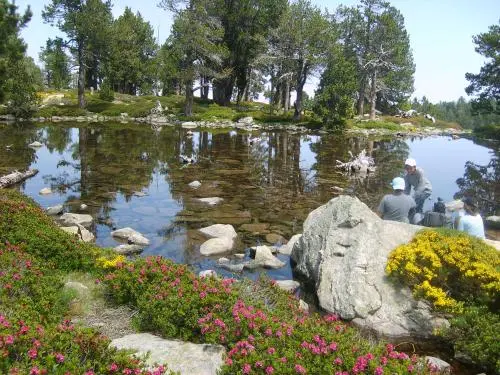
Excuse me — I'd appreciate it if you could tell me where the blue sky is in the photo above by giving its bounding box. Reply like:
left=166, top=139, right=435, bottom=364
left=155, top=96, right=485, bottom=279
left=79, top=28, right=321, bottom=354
left=15, top=0, right=500, bottom=103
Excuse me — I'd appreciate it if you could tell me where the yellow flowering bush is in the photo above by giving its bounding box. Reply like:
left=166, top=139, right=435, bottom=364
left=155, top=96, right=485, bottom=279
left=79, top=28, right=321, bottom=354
left=386, top=229, right=500, bottom=313
left=96, top=254, right=126, bottom=269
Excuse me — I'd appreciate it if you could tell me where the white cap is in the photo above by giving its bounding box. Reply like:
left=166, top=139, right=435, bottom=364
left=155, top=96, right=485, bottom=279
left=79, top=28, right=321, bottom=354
left=391, top=177, right=405, bottom=190
left=405, top=158, right=416, bottom=167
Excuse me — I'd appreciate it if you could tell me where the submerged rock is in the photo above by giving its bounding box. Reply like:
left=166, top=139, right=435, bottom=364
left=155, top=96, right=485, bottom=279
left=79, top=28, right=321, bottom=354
left=197, top=197, right=224, bottom=206
left=292, top=195, right=448, bottom=340
left=198, top=224, right=237, bottom=240
left=200, top=237, right=234, bottom=256
left=111, top=333, right=225, bottom=375
left=189, top=180, right=202, bottom=189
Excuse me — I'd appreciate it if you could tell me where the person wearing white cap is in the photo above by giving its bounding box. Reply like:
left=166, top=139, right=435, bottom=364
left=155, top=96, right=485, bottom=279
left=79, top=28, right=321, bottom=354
left=378, top=177, right=416, bottom=223
left=404, top=158, right=432, bottom=213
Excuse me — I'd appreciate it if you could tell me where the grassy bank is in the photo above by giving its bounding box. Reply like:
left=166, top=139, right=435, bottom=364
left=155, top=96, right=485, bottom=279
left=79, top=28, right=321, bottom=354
left=30, top=90, right=464, bottom=132
left=0, top=188, right=439, bottom=374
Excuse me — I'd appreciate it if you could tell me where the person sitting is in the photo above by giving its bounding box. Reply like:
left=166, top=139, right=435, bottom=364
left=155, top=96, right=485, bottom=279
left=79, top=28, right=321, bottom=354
left=404, top=158, right=432, bottom=214
left=457, top=197, right=485, bottom=239
left=378, top=177, right=416, bottom=223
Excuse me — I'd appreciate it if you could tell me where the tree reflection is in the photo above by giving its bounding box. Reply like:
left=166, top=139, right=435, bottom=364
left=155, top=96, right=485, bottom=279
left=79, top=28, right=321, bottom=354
left=0, top=123, right=40, bottom=175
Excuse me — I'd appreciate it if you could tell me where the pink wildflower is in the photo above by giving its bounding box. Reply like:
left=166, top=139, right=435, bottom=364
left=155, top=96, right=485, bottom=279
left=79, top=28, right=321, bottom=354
left=55, top=353, right=65, bottom=363
left=28, top=348, right=38, bottom=359
left=242, top=363, right=251, bottom=374
left=265, top=366, right=274, bottom=374
left=294, top=364, right=306, bottom=374
left=375, top=367, right=384, bottom=375
left=109, top=363, right=119, bottom=372
left=30, top=367, right=41, bottom=375
left=5, top=335, right=14, bottom=345
left=267, top=347, right=276, bottom=355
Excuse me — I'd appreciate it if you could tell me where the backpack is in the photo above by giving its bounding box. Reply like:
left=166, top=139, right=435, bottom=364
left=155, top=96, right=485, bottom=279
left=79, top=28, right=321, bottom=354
left=422, top=211, right=452, bottom=228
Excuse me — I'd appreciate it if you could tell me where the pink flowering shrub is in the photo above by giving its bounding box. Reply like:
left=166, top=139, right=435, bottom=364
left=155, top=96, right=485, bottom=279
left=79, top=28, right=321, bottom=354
left=103, top=257, right=437, bottom=374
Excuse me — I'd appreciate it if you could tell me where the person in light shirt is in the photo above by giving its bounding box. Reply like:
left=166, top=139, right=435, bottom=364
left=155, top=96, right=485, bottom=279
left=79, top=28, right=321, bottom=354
left=457, top=197, right=485, bottom=239
left=378, top=177, right=416, bottom=223
left=403, top=158, right=432, bottom=214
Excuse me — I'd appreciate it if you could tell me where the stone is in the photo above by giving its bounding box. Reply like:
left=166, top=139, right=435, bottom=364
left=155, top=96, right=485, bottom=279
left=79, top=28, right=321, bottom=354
left=485, top=215, right=500, bottom=229
left=111, top=333, right=225, bottom=375
left=133, top=191, right=147, bottom=197
left=60, top=226, right=79, bottom=236
left=299, top=299, right=309, bottom=312
left=199, top=270, right=217, bottom=278
left=234, top=253, right=245, bottom=259
left=77, top=224, right=95, bottom=243
left=79, top=203, right=88, bottom=211
left=247, top=245, right=286, bottom=269
left=278, top=234, right=302, bottom=255
left=266, top=233, right=287, bottom=245
left=197, top=197, right=224, bottom=206
left=60, top=213, right=93, bottom=228
left=199, top=224, right=237, bottom=240
left=275, top=280, right=300, bottom=292
left=239, top=223, right=270, bottom=233
left=39, top=187, right=52, bottom=195
left=200, top=237, right=234, bottom=256
left=189, top=180, right=202, bottom=189
left=28, top=141, right=43, bottom=148
left=218, top=262, right=246, bottom=272
left=217, top=257, right=230, bottom=264
left=111, top=227, right=150, bottom=246
left=292, top=195, right=448, bottom=340
left=425, top=357, right=451, bottom=373
left=46, top=204, right=63, bottom=215
left=114, top=244, right=144, bottom=255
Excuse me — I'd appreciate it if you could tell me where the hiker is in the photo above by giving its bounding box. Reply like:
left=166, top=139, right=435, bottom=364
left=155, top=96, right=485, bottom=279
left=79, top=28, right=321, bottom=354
left=457, top=197, right=485, bottom=239
left=378, top=177, right=416, bottom=223
left=404, top=158, right=432, bottom=213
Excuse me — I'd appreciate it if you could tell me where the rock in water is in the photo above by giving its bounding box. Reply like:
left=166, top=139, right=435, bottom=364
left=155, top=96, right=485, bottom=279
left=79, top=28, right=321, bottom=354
left=292, top=195, right=448, bottom=340
left=111, top=227, right=150, bottom=246
left=46, top=204, right=64, bottom=215
left=198, top=224, right=237, bottom=240
left=59, top=213, right=93, bottom=228
left=200, top=237, right=234, bottom=256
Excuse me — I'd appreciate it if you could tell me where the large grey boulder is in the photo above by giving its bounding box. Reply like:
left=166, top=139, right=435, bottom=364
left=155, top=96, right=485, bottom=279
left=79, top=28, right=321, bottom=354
left=291, top=195, right=448, bottom=340
left=111, top=333, right=225, bottom=375
left=111, top=227, right=150, bottom=246
left=46, top=204, right=64, bottom=215
left=60, top=213, right=93, bottom=228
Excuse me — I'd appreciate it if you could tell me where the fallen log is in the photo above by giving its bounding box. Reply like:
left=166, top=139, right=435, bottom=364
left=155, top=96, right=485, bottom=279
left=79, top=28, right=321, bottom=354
left=336, top=150, right=376, bottom=174
left=0, top=169, right=39, bottom=189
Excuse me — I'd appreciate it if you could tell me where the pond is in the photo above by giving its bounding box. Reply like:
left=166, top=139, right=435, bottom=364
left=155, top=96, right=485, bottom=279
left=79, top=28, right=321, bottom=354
left=0, top=123, right=497, bottom=280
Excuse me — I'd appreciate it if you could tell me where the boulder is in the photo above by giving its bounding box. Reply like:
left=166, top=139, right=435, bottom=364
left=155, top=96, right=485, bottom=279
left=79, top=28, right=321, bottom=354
left=114, top=244, right=144, bottom=255
left=79, top=203, right=88, bottom=211
left=111, top=333, right=225, bottom=375
left=189, top=180, right=202, bottom=189
left=197, top=197, right=224, bottom=206
left=77, top=224, right=95, bottom=243
left=60, top=213, right=93, bottom=228
left=111, top=227, right=150, bottom=246
left=198, top=224, right=237, bottom=240
left=278, top=234, right=301, bottom=255
left=247, top=245, right=285, bottom=269
left=291, top=195, right=448, bottom=340
left=200, top=237, right=234, bottom=256
left=60, top=226, right=79, bottom=236
left=485, top=215, right=500, bottom=229
left=46, top=204, right=64, bottom=215
left=425, top=356, right=451, bottom=374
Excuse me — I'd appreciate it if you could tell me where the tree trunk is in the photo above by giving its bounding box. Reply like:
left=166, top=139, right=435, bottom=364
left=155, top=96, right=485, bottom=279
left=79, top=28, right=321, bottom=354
left=283, top=78, right=290, bottom=112
left=357, top=77, right=366, bottom=116
left=0, top=169, right=39, bottom=189
left=77, top=44, right=86, bottom=108
left=294, top=62, right=308, bottom=120
left=184, top=80, right=194, bottom=117
left=369, top=70, right=377, bottom=120
left=213, top=77, right=234, bottom=106
left=200, top=76, right=209, bottom=100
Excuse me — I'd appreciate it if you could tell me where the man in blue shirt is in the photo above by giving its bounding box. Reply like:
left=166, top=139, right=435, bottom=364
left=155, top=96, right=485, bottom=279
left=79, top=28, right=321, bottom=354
left=457, top=197, right=485, bottom=239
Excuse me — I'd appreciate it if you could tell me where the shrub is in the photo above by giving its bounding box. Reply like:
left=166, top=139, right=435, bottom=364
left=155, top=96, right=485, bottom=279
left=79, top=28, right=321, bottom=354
left=350, top=120, right=401, bottom=131
left=473, top=124, right=500, bottom=140
left=101, top=257, right=434, bottom=374
left=36, top=105, right=88, bottom=118
left=386, top=229, right=500, bottom=313
left=99, top=81, right=115, bottom=102
left=441, top=306, right=500, bottom=373
left=0, top=189, right=99, bottom=272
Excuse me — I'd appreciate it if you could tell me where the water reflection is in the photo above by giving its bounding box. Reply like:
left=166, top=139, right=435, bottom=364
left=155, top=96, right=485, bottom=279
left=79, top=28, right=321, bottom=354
left=0, top=123, right=496, bottom=278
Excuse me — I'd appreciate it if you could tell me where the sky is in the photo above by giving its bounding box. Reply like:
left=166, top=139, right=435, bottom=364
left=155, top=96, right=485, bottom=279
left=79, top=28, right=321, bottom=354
left=14, top=0, right=500, bottom=103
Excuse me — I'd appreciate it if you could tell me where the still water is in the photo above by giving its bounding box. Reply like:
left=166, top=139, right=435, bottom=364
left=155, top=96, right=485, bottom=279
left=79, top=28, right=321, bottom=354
left=0, top=123, right=496, bottom=279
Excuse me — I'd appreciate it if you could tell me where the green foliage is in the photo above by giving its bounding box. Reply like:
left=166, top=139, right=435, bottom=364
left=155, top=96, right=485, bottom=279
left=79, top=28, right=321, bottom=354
left=99, top=80, right=115, bottom=102
left=473, top=124, right=500, bottom=140
left=39, top=37, right=71, bottom=89
left=5, top=56, right=43, bottom=118
left=350, top=120, right=401, bottom=131
left=314, top=47, right=357, bottom=129
left=0, top=189, right=99, bottom=272
left=465, top=21, right=500, bottom=115
left=0, top=0, right=32, bottom=103
left=36, top=105, right=88, bottom=118
left=441, top=306, right=500, bottom=374
left=106, top=7, right=158, bottom=95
